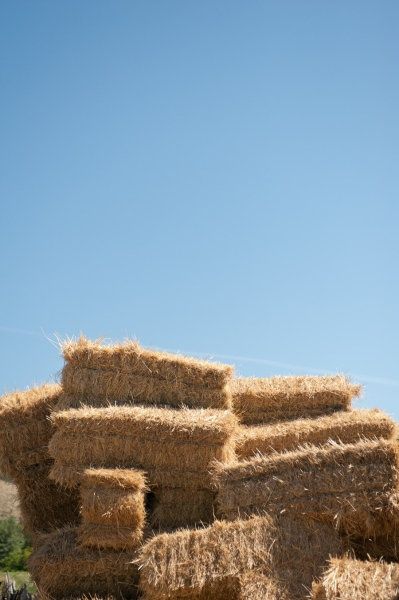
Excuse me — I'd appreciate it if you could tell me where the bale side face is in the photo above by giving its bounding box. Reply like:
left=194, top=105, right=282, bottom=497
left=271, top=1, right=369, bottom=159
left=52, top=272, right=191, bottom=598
left=315, top=557, right=399, bottom=600
left=236, top=409, right=395, bottom=459
left=231, top=375, right=360, bottom=424
left=28, top=527, right=139, bottom=599
left=151, top=488, right=215, bottom=529
left=215, top=439, right=399, bottom=536
left=138, top=514, right=343, bottom=600
left=0, top=384, right=61, bottom=477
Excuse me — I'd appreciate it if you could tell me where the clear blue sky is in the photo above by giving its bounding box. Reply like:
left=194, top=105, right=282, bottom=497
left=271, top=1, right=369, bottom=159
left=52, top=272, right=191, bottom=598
left=1, top=2, right=398, bottom=417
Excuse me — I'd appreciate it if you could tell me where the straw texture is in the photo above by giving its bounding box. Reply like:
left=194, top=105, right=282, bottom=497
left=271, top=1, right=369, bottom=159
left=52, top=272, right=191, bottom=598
left=0, top=384, right=61, bottom=478
left=61, top=337, right=233, bottom=409
left=236, top=409, right=394, bottom=459
left=138, top=514, right=343, bottom=600
left=49, top=406, right=237, bottom=489
left=231, top=375, right=360, bottom=424
left=215, top=439, right=399, bottom=536
left=151, top=488, right=215, bottom=529
left=78, top=468, right=147, bottom=550
left=15, top=462, right=80, bottom=538
left=28, top=526, right=139, bottom=599
left=312, top=557, right=399, bottom=600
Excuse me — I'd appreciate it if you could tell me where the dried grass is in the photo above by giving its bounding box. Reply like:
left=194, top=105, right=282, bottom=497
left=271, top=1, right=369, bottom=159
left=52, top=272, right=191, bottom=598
left=28, top=526, right=139, bottom=599
left=15, top=462, right=80, bottom=539
left=78, top=468, right=147, bottom=550
left=0, top=384, right=61, bottom=478
left=236, top=409, right=394, bottom=459
left=60, top=337, right=233, bottom=409
left=138, top=513, right=343, bottom=600
left=49, top=406, right=237, bottom=489
left=215, top=439, right=399, bottom=536
left=230, top=375, right=360, bottom=424
left=151, top=488, right=215, bottom=529
left=312, top=557, right=399, bottom=600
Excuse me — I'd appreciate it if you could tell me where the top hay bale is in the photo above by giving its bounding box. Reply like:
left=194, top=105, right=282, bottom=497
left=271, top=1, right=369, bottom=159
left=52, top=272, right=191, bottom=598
left=60, top=337, right=233, bottom=410
left=0, top=384, right=61, bottom=478
left=231, top=375, right=361, bottom=424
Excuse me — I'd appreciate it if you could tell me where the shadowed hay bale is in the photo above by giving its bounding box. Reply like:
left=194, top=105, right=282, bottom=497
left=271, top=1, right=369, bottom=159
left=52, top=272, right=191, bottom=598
left=215, top=439, right=399, bottom=536
left=345, top=527, right=399, bottom=562
left=78, top=468, right=147, bottom=550
left=60, top=336, right=233, bottom=409
left=311, top=557, right=399, bottom=600
left=28, top=526, right=140, bottom=599
left=236, top=409, right=395, bottom=459
left=230, top=375, right=360, bottom=425
left=49, top=406, right=238, bottom=489
left=138, top=513, right=343, bottom=600
left=0, top=384, right=61, bottom=478
left=15, top=462, right=80, bottom=539
left=151, top=488, right=215, bottom=529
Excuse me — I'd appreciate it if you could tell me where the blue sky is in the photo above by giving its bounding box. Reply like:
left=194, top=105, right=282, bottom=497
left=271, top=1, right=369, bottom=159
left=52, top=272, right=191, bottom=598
left=1, top=2, right=398, bottom=417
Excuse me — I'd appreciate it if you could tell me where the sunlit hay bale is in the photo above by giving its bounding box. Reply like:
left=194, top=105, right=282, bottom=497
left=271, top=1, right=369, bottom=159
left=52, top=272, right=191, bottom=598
left=236, top=409, right=395, bottom=459
left=230, top=375, right=361, bottom=425
left=15, top=462, right=80, bottom=540
left=60, top=336, right=233, bottom=410
left=311, top=557, right=399, bottom=600
left=28, top=526, right=140, bottom=599
left=151, top=488, right=215, bottom=529
left=215, top=439, right=399, bottom=537
left=78, top=468, right=147, bottom=550
left=138, top=513, right=343, bottom=600
left=49, top=406, right=238, bottom=489
left=0, top=384, right=61, bottom=478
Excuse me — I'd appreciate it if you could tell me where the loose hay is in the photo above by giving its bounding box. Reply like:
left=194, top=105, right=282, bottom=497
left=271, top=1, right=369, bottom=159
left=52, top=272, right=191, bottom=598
left=312, top=557, right=399, bottom=600
left=15, top=462, right=80, bottom=539
left=28, top=526, right=139, bottom=599
left=61, top=337, right=233, bottom=409
left=49, top=406, right=238, bottom=489
left=151, top=488, right=215, bottom=529
left=0, top=384, right=61, bottom=478
left=235, top=409, right=394, bottom=459
left=215, top=439, right=399, bottom=536
left=230, top=375, right=360, bottom=424
left=79, top=468, right=147, bottom=550
left=138, top=513, right=343, bottom=600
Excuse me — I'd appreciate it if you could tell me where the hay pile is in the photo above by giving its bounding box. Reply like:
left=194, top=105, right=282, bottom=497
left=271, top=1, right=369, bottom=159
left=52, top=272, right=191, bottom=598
left=4, top=336, right=399, bottom=599
left=0, top=384, right=80, bottom=538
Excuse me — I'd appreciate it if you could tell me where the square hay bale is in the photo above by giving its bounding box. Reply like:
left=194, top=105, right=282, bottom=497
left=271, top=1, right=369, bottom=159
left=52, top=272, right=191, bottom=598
left=49, top=406, right=238, bottom=489
left=60, top=336, right=233, bottom=410
left=28, top=526, right=140, bottom=599
left=0, top=384, right=61, bottom=478
left=230, top=375, right=360, bottom=425
left=215, top=439, right=399, bottom=537
left=312, top=557, right=399, bottom=600
left=138, top=513, right=343, bottom=600
left=15, top=462, right=80, bottom=539
left=236, top=409, right=395, bottom=459
left=150, top=488, right=215, bottom=529
left=78, top=468, right=147, bottom=550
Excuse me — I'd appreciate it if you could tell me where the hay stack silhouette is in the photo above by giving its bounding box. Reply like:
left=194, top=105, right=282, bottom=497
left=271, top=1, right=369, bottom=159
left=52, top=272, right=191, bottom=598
left=1, top=337, right=398, bottom=599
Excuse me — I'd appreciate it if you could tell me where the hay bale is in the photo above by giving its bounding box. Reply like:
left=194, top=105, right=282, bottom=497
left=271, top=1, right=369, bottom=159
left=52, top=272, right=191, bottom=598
left=0, top=384, right=61, bottom=478
left=60, top=336, right=233, bottom=409
left=151, top=488, right=215, bottom=529
left=15, top=462, right=80, bottom=539
left=215, top=439, right=399, bottom=536
left=312, top=557, right=399, bottom=600
left=28, top=526, right=139, bottom=599
left=138, top=513, right=343, bottom=599
left=231, top=375, right=360, bottom=425
left=346, top=529, right=399, bottom=562
left=236, top=409, right=395, bottom=459
left=78, top=468, right=147, bottom=550
left=49, top=406, right=238, bottom=489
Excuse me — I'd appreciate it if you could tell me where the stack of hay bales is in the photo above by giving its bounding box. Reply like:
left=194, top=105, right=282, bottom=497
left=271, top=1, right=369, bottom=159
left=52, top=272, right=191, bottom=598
left=0, top=384, right=80, bottom=539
